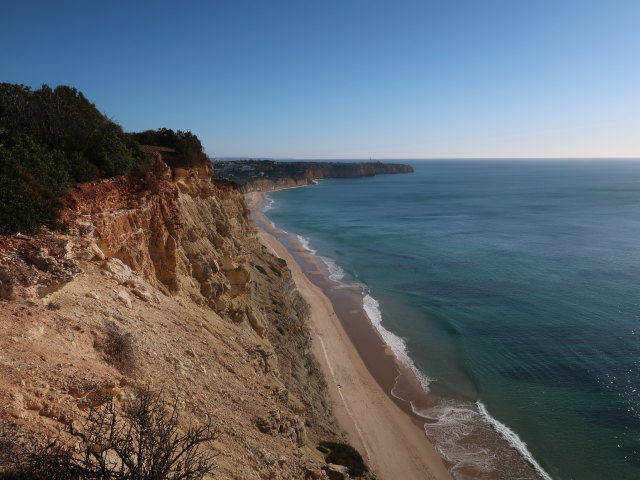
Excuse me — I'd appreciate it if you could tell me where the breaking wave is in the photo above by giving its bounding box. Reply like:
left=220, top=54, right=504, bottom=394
left=296, top=234, right=317, bottom=255
left=477, top=402, right=552, bottom=480
left=319, top=255, right=346, bottom=282
left=261, top=196, right=275, bottom=212
left=363, top=293, right=432, bottom=392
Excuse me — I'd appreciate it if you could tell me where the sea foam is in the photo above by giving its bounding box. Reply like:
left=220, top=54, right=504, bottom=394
left=418, top=401, right=553, bottom=480
left=477, top=402, right=553, bottom=480
left=267, top=219, right=550, bottom=479
left=420, top=402, right=497, bottom=477
left=319, top=256, right=346, bottom=282
left=296, top=234, right=317, bottom=255
left=363, top=294, right=432, bottom=391
left=296, top=235, right=354, bottom=284
left=362, top=292, right=552, bottom=479
left=261, top=196, right=275, bottom=212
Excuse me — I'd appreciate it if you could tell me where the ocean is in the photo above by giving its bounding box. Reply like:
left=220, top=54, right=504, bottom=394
left=262, top=159, right=640, bottom=480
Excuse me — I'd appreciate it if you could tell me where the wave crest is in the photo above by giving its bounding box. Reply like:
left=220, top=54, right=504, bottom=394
left=296, top=234, right=317, bottom=255
left=261, top=196, right=275, bottom=212
left=477, top=402, right=552, bottom=480
left=363, top=294, right=432, bottom=391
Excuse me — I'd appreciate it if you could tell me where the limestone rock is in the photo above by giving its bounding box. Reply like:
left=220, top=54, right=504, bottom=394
left=90, top=242, right=106, bottom=260
left=323, top=464, right=350, bottom=480
left=255, top=415, right=274, bottom=434
left=213, top=297, right=228, bottom=312
left=246, top=306, right=266, bottom=337
left=26, top=325, right=45, bottom=340
left=132, top=286, right=158, bottom=303
left=103, top=258, right=135, bottom=285
left=150, top=155, right=172, bottom=181
left=254, top=410, right=307, bottom=446
left=116, top=290, right=132, bottom=308
left=0, top=234, right=80, bottom=299
left=221, top=254, right=237, bottom=271
left=305, top=467, right=328, bottom=480
left=225, top=265, right=251, bottom=297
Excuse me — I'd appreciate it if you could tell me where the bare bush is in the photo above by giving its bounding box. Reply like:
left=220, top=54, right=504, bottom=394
left=0, top=421, right=15, bottom=469
left=1, top=388, right=219, bottom=480
left=103, top=321, right=136, bottom=373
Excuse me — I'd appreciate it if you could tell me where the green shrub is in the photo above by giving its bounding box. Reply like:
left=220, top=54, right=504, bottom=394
left=46, top=302, right=61, bottom=311
left=212, top=178, right=237, bottom=188
left=268, top=264, right=282, bottom=277
left=0, top=83, right=142, bottom=234
left=0, top=136, right=66, bottom=234
left=316, top=445, right=329, bottom=454
left=254, top=264, right=268, bottom=276
left=0, top=84, right=211, bottom=235
left=128, top=128, right=207, bottom=168
left=0, top=84, right=141, bottom=180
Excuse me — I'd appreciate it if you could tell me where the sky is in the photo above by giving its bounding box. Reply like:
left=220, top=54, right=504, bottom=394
left=2, top=0, right=639, bottom=159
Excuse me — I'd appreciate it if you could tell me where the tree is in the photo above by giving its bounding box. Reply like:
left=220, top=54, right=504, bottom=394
left=128, top=128, right=208, bottom=168
left=0, top=83, right=143, bottom=234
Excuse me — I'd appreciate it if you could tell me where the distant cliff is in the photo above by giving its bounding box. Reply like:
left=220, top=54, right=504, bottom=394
left=214, top=160, right=414, bottom=193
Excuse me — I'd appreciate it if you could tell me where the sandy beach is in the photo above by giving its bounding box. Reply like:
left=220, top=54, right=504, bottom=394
left=245, top=192, right=452, bottom=480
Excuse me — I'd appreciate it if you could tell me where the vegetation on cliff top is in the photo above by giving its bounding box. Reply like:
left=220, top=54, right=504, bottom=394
left=129, top=128, right=208, bottom=168
left=0, top=83, right=206, bottom=235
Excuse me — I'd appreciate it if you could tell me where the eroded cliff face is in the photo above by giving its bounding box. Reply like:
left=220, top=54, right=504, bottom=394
left=0, top=156, right=346, bottom=479
left=61, top=161, right=260, bottom=318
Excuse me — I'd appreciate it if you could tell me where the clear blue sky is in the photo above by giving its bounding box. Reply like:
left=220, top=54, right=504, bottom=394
left=2, top=0, right=639, bottom=159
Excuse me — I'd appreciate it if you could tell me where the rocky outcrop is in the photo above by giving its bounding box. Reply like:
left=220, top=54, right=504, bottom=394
left=215, top=160, right=414, bottom=193
left=0, top=233, right=81, bottom=300
left=0, top=155, right=357, bottom=479
left=55, top=157, right=262, bottom=325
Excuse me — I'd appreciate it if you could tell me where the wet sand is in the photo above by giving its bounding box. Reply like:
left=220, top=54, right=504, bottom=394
left=246, top=191, right=452, bottom=480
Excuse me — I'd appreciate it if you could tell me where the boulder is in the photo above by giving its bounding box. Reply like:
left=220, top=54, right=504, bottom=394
left=103, top=258, right=135, bottom=285
left=132, top=286, right=158, bottom=303
left=220, top=254, right=237, bottom=271
left=246, top=306, right=266, bottom=337
left=117, top=290, right=132, bottom=308
left=323, top=464, right=350, bottom=480
left=90, top=242, right=106, bottom=260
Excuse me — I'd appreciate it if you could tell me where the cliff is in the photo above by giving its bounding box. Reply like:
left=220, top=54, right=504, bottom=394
left=214, top=160, right=414, bottom=193
left=0, top=153, right=360, bottom=479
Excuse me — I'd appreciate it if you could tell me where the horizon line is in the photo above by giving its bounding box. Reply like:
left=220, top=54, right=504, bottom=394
left=211, top=156, right=640, bottom=161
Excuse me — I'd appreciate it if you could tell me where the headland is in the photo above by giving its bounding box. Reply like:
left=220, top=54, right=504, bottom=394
left=214, top=159, right=414, bottom=192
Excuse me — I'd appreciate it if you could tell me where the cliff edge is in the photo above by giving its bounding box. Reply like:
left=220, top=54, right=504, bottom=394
left=0, top=153, right=360, bottom=479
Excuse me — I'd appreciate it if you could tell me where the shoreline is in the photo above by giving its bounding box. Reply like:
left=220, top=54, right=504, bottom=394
left=246, top=187, right=551, bottom=480
left=246, top=191, right=452, bottom=480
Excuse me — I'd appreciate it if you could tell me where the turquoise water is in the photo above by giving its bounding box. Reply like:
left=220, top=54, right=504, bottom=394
left=264, top=160, right=640, bottom=480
